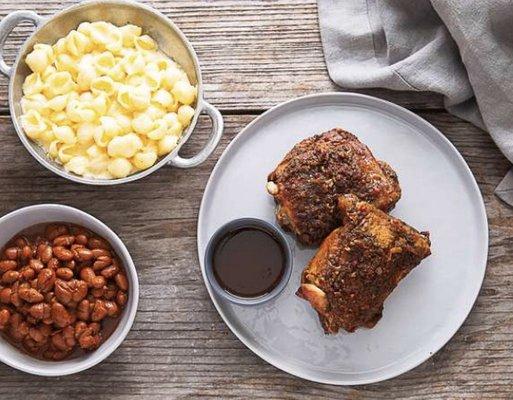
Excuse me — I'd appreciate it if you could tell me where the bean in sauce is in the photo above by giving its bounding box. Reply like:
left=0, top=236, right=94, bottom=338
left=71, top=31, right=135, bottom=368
left=0, top=223, right=129, bottom=361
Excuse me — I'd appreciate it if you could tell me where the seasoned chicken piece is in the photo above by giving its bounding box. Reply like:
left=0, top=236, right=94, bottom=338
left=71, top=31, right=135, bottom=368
left=297, top=195, right=431, bottom=334
left=267, top=128, right=401, bottom=245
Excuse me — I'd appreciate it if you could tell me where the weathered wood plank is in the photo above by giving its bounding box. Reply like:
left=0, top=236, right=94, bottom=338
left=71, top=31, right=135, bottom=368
left=0, top=112, right=510, bottom=399
left=0, top=0, right=444, bottom=112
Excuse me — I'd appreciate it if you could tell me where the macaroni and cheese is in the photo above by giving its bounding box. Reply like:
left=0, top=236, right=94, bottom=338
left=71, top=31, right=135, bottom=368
left=20, top=22, right=197, bottom=179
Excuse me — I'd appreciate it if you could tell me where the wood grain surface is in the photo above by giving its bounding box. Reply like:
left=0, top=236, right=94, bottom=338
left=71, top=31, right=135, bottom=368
left=0, top=0, right=444, bottom=113
left=0, top=1, right=510, bottom=399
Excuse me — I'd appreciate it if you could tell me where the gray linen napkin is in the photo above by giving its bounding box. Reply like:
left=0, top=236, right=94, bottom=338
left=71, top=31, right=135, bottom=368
left=318, top=0, right=513, bottom=205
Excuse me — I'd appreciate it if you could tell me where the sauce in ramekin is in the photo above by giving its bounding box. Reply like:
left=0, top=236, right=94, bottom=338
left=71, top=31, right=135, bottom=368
left=212, top=227, right=286, bottom=298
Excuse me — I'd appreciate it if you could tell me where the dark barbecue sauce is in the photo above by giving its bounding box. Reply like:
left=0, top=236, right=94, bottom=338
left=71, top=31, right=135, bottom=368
left=212, top=227, right=286, bottom=298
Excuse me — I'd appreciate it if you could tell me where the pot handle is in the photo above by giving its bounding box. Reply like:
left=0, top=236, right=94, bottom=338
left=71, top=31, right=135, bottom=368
left=168, top=100, right=224, bottom=168
left=0, top=10, right=45, bottom=77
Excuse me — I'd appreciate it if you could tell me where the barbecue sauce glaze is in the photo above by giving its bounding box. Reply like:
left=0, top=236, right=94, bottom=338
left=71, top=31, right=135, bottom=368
left=212, top=227, right=286, bottom=297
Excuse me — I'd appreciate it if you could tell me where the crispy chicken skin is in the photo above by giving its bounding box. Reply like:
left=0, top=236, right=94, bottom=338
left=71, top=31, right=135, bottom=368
left=267, top=128, right=401, bottom=245
left=297, top=195, right=431, bottom=334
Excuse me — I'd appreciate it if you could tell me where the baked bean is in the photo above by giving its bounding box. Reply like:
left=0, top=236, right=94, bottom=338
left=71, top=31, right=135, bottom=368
left=46, top=258, right=59, bottom=270
left=53, top=246, right=74, bottom=261
left=103, top=284, right=117, bottom=300
left=74, top=247, right=94, bottom=262
left=75, top=321, right=87, bottom=338
left=63, top=325, right=76, bottom=347
left=20, top=266, right=35, bottom=280
left=116, top=291, right=127, bottom=307
left=4, top=247, right=19, bottom=260
left=77, top=299, right=90, bottom=321
left=51, top=333, right=66, bottom=351
left=0, top=260, right=17, bottom=273
left=104, top=300, right=119, bottom=317
left=100, top=265, right=119, bottom=279
left=64, top=260, right=76, bottom=271
left=2, top=270, right=20, bottom=284
left=54, top=280, right=72, bottom=305
left=56, top=267, right=73, bottom=280
left=53, top=235, right=75, bottom=247
left=43, top=291, right=54, bottom=303
left=92, top=255, right=112, bottom=271
left=28, top=325, right=49, bottom=344
left=18, top=321, right=30, bottom=339
left=10, top=291, right=22, bottom=307
left=91, top=275, right=106, bottom=289
left=9, top=317, right=29, bottom=341
left=18, top=287, right=44, bottom=303
left=29, top=259, right=44, bottom=272
left=114, top=273, right=128, bottom=291
left=75, top=234, right=88, bottom=246
left=55, top=279, right=88, bottom=305
left=70, top=244, right=83, bottom=252
left=78, top=330, right=101, bottom=350
left=51, top=302, right=74, bottom=328
left=52, top=331, right=73, bottom=351
left=77, top=322, right=101, bottom=350
left=0, top=223, right=128, bottom=361
left=36, top=244, right=52, bottom=263
left=91, top=248, right=111, bottom=259
left=91, top=300, right=108, bottom=322
left=88, top=238, right=110, bottom=251
left=29, top=303, right=50, bottom=320
left=37, top=268, right=55, bottom=292
left=0, top=308, right=10, bottom=329
left=21, top=245, right=33, bottom=260
left=89, top=322, right=100, bottom=335
left=73, top=280, right=88, bottom=302
left=79, top=267, right=95, bottom=285
left=0, top=287, right=11, bottom=304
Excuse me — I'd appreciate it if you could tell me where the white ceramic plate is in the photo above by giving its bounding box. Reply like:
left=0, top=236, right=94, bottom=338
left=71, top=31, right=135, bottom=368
left=197, top=93, right=488, bottom=385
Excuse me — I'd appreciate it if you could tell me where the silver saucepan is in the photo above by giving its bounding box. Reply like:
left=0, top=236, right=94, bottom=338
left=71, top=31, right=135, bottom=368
left=0, top=0, right=223, bottom=185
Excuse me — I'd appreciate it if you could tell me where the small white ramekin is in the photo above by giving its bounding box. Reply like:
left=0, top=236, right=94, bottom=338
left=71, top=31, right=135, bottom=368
left=0, top=204, right=139, bottom=376
left=203, top=218, right=293, bottom=306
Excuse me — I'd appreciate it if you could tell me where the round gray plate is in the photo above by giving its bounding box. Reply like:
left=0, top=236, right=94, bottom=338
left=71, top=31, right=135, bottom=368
left=197, top=93, right=488, bottom=385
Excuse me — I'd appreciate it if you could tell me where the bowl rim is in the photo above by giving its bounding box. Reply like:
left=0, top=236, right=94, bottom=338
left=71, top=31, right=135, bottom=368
left=8, top=0, right=205, bottom=186
left=203, top=217, right=293, bottom=306
left=0, top=203, right=139, bottom=376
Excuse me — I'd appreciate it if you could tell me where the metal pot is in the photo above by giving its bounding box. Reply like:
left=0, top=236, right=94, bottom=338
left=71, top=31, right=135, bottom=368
left=0, top=0, right=223, bottom=185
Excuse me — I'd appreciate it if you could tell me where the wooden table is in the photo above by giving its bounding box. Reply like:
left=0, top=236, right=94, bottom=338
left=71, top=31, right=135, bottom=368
left=0, top=1, right=511, bottom=398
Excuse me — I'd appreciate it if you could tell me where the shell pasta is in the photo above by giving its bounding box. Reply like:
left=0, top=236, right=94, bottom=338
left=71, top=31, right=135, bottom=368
left=20, top=21, right=197, bottom=179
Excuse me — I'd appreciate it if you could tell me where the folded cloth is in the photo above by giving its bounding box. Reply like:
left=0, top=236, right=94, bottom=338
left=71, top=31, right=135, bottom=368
left=318, top=0, right=513, bottom=205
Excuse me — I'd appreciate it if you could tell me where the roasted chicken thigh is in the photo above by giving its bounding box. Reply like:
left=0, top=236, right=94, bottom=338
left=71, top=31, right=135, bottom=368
left=267, top=128, right=401, bottom=245
left=297, top=194, right=431, bottom=334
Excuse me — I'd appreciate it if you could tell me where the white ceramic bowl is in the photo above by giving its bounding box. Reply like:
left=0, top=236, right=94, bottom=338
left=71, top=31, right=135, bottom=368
left=0, top=204, right=139, bottom=376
